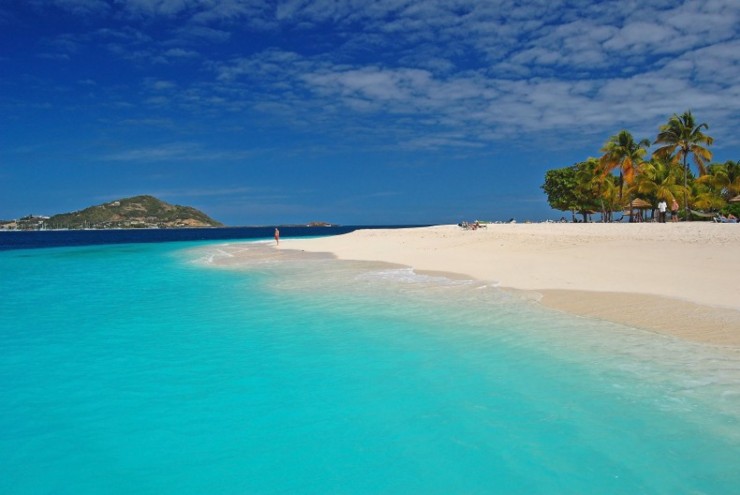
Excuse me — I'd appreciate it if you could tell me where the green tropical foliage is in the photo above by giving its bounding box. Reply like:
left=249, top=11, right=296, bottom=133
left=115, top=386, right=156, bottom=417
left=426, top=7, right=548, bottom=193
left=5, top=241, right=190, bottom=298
left=632, top=157, right=686, bottom=206
left=600, top=130, right=650, bottom=204
left=542, top=165, right=581, bottom=221
left=542, top=160, right=604, bottom=222
left=542, top=111, right=732, bottom=221
left=652, top=111, right=714, bottom=216
left=653, top=111, right=714, bottom=175
left=699, top=160, right=740, bottom=201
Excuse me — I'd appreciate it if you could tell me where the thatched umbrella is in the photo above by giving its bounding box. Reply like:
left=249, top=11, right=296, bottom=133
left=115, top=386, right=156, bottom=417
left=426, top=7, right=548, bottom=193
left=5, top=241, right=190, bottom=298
left=629, top=198, right=652, bottom=209
left=624, top=198, right=652, bottom=222
left=729, top=194, right=740, bottom=203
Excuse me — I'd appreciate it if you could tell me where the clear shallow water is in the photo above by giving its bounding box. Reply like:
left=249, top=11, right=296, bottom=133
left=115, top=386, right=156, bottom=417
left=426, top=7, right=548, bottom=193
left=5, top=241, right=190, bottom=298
left=1, top=240, right=739, bottom=494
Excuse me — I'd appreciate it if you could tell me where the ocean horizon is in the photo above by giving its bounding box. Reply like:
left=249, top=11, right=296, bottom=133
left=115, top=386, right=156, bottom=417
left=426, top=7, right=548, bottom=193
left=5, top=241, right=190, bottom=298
left=0, top=225, right=426, bottom=252
left=1, top=231, right=739, bottom=494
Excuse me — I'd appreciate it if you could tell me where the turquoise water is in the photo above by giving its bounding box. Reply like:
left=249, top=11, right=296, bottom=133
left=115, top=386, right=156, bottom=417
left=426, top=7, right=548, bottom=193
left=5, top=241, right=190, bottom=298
left=1, top=240, right=739, bottom=494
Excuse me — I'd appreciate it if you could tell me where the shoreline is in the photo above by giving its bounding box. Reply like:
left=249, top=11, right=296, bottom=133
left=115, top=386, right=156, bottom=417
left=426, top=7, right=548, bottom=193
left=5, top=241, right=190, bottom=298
left=537, top=289, right=740, bottom=346
left=285, top=224, right=740, bottom=347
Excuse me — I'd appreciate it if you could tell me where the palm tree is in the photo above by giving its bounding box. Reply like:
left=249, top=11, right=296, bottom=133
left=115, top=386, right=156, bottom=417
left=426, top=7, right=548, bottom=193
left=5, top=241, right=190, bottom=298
left=693, top=160, right=740, bottom=214
left=653, top=111, right=713, bottom=219
left=580, top=158, right=622, bottom=222
left=634, top=157, right=687, bottom=210
left=725, top=160, right=740, bottom=198
left=600, top=130, right=650, bottom=221
left=692, top=181, right=726, bottom=212
left=701, top=160, right=740, bottom=201
left=575, top=158, right=602, bottom=220
left=598, top=174, right=622, bottom=222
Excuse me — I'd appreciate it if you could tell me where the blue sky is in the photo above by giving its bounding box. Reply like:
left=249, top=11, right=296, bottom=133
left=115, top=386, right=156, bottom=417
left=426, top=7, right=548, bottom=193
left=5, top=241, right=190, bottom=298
left=1, top=0, right=739, bottom=225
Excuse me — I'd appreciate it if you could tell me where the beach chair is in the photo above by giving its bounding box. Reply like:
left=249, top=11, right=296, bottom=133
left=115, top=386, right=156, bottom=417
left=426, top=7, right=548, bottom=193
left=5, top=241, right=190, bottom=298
left=714, top=215, right=737, bottom=223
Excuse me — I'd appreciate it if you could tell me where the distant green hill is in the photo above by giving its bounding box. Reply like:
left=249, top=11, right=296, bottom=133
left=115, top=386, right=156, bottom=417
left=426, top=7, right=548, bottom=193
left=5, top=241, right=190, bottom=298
left=46, top=195, right=223, bottom=229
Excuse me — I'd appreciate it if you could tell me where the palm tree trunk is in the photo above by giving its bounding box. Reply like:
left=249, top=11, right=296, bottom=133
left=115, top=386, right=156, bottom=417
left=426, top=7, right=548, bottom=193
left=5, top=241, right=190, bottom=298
left=683, top=153, right=689, bottom=221
left=596, top=182, right=606, bottom=222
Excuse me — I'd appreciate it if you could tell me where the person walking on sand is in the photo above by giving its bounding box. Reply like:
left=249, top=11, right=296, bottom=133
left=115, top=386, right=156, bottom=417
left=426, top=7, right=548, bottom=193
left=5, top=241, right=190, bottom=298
left=671, top=199, right=679, bottom=222
left=658, top=199, right=667, bottom=223
left=274, top=227, right=280, bottom=246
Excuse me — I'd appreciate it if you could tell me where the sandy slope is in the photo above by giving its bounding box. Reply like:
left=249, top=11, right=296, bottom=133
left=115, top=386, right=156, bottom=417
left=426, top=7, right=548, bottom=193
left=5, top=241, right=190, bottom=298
left=285, top=223, right=740, bottom=346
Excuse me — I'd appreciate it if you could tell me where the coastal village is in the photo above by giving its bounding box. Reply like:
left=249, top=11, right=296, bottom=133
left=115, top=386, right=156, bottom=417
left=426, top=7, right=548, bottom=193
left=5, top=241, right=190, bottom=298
left=0, top=197, right=335, bottom=230
left=0, top=196, right=223, bottom=230
left=0, top=214, right=209, bottom=230
left=0, top=215, right=51, bottom=231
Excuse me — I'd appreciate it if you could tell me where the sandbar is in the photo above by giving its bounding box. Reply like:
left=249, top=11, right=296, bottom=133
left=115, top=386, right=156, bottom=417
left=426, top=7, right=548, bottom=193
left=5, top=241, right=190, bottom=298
left=285, top=223, right=740, bottom=346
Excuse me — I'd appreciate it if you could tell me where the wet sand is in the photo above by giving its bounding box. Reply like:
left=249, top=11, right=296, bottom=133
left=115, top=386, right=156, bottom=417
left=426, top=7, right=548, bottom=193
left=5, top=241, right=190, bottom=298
left=284, top=223, right=740, bottom=346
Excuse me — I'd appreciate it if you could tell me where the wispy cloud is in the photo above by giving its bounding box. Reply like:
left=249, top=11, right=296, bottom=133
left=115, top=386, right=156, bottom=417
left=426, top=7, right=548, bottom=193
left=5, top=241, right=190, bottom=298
left=11, top=0, right=740, bottom=150
left=139, top=186, right=264, bottom=201
left=40, top=0, right=110, bottom=16
left=102, top=143, right=255, bottom=162
left=207, top=39, right=740, bottom=148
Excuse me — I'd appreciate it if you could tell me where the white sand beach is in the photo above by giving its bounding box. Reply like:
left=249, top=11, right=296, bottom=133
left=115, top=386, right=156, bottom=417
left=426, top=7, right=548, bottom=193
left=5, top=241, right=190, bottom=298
left=285, top=223, right=740, bottom=346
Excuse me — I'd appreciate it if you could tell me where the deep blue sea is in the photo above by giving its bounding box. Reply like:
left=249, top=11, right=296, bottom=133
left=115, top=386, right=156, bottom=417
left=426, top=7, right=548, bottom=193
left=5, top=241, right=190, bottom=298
left=1, top=229, right=739, bottom=494
left=0, top=226, right=397, bottom=251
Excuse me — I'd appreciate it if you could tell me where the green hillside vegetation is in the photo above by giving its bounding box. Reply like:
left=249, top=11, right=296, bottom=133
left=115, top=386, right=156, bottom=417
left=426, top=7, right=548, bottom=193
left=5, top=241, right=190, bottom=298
left=542, top=110, right=740, bottom=222
left=46, top=195, right=223, bottom=229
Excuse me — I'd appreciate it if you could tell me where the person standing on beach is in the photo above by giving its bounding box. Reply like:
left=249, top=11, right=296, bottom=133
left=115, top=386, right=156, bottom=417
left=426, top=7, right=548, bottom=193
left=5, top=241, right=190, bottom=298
left=671, top=199, right=679, bottom=222
left=658, top=200, right=667, bottom=223
left=274, top=228, right=280, bottom=245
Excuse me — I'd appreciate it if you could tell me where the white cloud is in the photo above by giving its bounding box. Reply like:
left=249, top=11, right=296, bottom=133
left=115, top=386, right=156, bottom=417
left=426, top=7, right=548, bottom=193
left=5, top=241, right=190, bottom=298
left=603, top=22, right=680, bottom=52
left=65, top=0, right=110, bottom=14
left=19, top=0, right=739, bottom=150
left=116, top=0, right=195, bottom=17
left=304, top=67, right=434, bottom=102
left=155, top=186, right=260, bottom=198
left=191, top=0, right=267, bottom=23
left=145, top=79, right=177, bottom=90
left=103, top=142, right=256, bottom=162
left=202, top=22, right=740, bottom=147
left=174, top=25, right=232, bottom=42
left=163, top=47, right=199, bottom=58
left=103, top=143, right=200, bottom=161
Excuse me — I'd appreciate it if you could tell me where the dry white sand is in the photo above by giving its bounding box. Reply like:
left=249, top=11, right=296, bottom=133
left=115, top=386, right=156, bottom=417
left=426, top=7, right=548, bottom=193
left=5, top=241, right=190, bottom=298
left=285, top=223, right=740, bottom=346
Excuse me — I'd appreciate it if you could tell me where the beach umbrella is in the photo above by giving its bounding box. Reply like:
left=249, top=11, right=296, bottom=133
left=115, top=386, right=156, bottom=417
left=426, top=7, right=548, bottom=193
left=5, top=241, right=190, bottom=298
left=729, top=194, right=740, bottom=203
left=623, top=198, right=652, bottom=222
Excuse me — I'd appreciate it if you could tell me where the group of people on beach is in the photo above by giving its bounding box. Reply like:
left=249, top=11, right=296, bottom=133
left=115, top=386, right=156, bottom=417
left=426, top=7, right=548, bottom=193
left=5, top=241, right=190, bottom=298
left=459, top=221, right=484, bottom=230
left=654, top=199, right=680, bottom=223
left=715, top=213, right=738, bottom=223
left=458, top=195, right=736, bottom=225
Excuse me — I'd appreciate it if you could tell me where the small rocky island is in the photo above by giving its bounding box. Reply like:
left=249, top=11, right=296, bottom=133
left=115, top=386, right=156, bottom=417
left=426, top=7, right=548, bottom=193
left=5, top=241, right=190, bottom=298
left=5, top=195, right=223, bottom=230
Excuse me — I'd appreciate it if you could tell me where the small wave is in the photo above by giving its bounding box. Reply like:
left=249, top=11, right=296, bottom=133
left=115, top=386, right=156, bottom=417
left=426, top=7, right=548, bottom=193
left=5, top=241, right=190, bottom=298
left=186, top=245, right=243, bottom=265
left=356, top=267, right=477, bottom=287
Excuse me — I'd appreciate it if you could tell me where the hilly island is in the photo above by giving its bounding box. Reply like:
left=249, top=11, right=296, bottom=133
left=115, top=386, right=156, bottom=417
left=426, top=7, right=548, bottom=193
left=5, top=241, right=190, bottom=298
left=4, top=196, right=223, bottom=230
